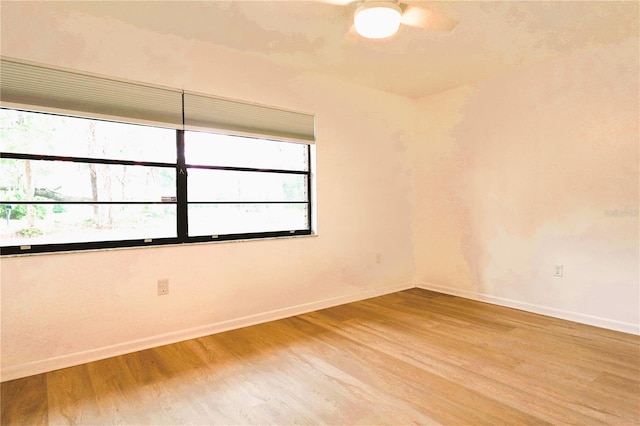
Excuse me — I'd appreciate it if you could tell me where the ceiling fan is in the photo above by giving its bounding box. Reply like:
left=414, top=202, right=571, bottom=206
left=323, top=0, right=458, bottom=39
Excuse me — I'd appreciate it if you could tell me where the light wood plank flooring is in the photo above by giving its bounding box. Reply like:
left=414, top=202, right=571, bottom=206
left=2, top=289, right=639, bottom=425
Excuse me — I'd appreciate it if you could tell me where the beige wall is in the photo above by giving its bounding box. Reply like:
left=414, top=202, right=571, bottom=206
left=413, top=35, right=639, bottom=333
left=0, top=4, right=417, bottom=380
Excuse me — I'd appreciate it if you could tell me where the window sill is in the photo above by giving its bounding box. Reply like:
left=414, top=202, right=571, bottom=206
left=0, top=233, right=318, bottom=258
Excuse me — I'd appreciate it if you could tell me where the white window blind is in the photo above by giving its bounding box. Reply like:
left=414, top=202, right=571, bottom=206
left=183, top=92, right=315, bottom=144
left=0, top=58, right=316, bottom=143
left=0, top=58, right=183, bottom=129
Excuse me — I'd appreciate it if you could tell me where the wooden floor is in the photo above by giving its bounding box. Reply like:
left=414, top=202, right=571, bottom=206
left=2, top=289, right=639, bottom=425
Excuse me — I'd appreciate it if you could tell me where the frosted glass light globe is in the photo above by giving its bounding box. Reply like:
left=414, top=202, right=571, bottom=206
left=354, top=2, right=402, bottom=39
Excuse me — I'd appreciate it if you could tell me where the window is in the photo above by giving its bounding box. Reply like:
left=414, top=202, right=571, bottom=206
left=185, top=132, right=310, bottom=237
left=0, top=58, right=314, bottom=255
left=0, top=109, right=177, bottom=250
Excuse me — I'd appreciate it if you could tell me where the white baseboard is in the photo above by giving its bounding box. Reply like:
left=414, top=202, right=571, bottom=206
left=1, top=282, right=412, bottom=382
left=415, top=282, right=640, bottom=336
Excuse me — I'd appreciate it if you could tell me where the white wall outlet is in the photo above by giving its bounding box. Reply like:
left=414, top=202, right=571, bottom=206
left=554, top=265, right=563, bottom=277
left=376, top=253, right=381, bottom=264
left=157, top=279, right=169, bottom=295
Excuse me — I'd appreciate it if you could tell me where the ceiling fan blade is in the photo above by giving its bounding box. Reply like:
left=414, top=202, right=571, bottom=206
left=401, top=5, right=458, bottom=32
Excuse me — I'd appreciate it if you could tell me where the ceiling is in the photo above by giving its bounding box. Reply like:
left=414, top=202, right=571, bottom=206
left=5, top=1, right=639, bottom=99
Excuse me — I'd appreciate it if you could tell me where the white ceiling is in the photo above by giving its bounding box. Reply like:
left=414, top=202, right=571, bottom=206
left=5, top=1, right=639, bottom=99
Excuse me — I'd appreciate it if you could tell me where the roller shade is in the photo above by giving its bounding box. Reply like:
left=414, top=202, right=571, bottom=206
left=0, top=58, right=315, bottom=143
left=184, top=92, right=315, bottom=144
left=0, top=58, right=183, bottom=128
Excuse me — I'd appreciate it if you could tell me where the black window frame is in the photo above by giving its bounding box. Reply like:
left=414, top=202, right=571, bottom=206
left=0, top=110, right=313, bottom=256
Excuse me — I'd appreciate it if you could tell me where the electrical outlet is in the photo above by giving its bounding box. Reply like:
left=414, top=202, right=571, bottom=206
left=554, top=265, right=563, bottom=277
left=157, top=279, right=169, bottom=295
left=376, top=253, right=381, bottom=264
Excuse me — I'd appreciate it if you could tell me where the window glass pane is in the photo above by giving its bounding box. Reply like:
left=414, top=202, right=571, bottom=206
left=188, top=203, right=308, bottom=236
left=0, top=204, right=176, bottom=246
left=0, top=108, right=175, bottom=163
left=188, top=169, right=306, bottom=202
left=0, top=159, right=175, bottom=202
left=185, top=131, right=307, bottom=171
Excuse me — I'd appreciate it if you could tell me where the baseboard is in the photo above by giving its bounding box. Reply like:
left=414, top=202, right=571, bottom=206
left=1, top=282, right=412, bottom=382
left=415, top=282, right=640, bottom=336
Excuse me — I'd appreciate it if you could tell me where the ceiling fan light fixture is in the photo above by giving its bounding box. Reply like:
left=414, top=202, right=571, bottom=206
left=354, top=1, right=402, bottom=39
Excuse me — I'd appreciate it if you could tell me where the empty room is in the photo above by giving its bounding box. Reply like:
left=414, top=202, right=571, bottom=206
left=1, top=1, right=638, bottom=424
